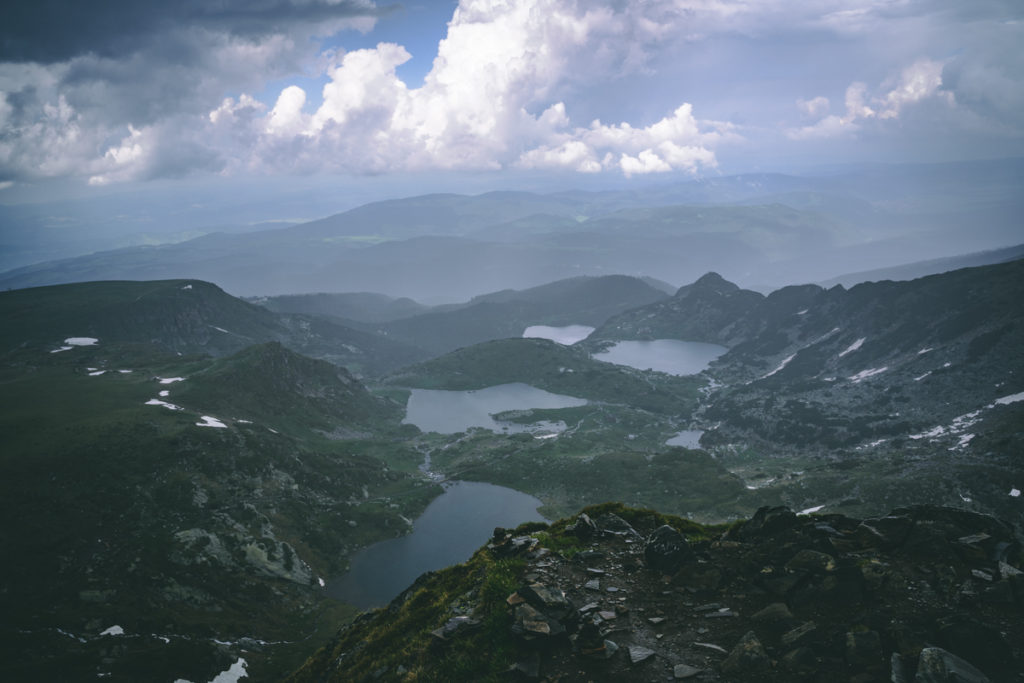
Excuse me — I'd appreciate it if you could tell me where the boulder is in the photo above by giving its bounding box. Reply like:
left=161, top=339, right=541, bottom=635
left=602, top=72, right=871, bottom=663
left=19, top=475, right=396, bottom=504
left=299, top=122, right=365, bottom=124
left=781, top=621, right=818, bottom=647
left=595, top=513, right=638, bottom=536
left=785, top=549, right=837, bottom=573
left=730, top=506, right=798, bottom=541
left=628, top=645, right=656, bottom=664
left=915, top=647, right=990, bottom=683
left=644, top=525, right=694, bottom=575
left=935, top=617, right=1012, bottom=668
left=566, top=513, right=597, bottom=540
left=750, top=602, right=795, bottom=625
left=856, top=515, right=913, bottom=549
left=519, top=583, right=570, bottom=612
left=673, top=663, right=702, bottom=679
left=721, top=630, right=770, bottom=675
left=430, top=616, right=481, bottom=642
left=845, top=629, right=883, bottom=672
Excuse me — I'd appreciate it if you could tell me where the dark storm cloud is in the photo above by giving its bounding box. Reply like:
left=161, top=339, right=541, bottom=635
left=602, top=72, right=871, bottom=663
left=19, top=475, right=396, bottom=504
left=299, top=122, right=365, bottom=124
left=0, top=0, right=388, bottom=63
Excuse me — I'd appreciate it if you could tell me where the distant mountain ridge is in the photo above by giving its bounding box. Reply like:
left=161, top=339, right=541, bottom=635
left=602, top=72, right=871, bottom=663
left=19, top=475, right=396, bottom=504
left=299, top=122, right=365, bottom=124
left=818, top=243, right=1024, bottom=289
left=252, top=291, right=429, bottom=323
left=375, top=275, right=669, bottom=355
left=2, top=158, right=1021, bottom=300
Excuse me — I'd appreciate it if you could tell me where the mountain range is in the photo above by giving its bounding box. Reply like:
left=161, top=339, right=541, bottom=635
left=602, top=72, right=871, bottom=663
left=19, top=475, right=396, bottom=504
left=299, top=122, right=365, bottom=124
left=2, top=159, right=1022, bottom=301
left=2, top=253, right=1022, bottom=681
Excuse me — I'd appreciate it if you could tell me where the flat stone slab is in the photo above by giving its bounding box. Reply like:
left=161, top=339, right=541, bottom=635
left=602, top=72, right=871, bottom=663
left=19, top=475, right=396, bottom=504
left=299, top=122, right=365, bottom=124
left=628, top=645, right=656, bottom=664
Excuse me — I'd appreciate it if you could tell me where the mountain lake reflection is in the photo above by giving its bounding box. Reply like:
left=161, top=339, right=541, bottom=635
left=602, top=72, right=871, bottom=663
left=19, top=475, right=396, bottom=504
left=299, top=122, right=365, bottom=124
left=592, top=339, right=727, bottom=375
left=402, top=382, right=587, bottom=434
left=522, top=324, right=595, bottom=345
left=327, top=481, right=545, bottom=608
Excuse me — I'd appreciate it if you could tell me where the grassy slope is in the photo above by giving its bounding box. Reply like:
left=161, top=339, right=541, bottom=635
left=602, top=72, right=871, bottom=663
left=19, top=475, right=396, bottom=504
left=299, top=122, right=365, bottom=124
left=0, top=341, right=440, bottom=681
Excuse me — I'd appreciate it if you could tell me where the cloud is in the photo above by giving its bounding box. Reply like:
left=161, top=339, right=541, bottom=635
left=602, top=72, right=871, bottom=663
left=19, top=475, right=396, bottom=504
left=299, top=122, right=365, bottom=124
left=517, top=103, right=727, bottom=175
left=797, top=96, right=830, bottom=118
left=788, top=60, right=954, bottom=140
left=2, top=0, right=1023, bottom=186
left=516, top=141, right=603, bottom=174
left=0, top=1, right=381, bottom=63
left=267, top=86, right=309, bottom=136
left=877, top=59, right=951, bottom=119
left=234, top=2, right=734, bottom=177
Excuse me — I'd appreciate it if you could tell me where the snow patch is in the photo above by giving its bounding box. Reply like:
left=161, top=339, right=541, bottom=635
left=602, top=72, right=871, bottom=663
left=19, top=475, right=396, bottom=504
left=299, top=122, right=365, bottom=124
left=196, top=416, right=228, bottom=429
left=212, top=326, right=230, bottom=334
left=909, top=425, right=946, bottom=440
left=88, top=370, right=106, bottom=376
left=762, top=353, right=796, bottom=379
left=797, top=505, right=825, bottom=515
left=917, top=347, right=933, bottom=355
left=796, top=309, right=808, bottom=315
left=118, top=369, right=132, bottom=374
left=951, top=433, right=975, bottom=450
left=914, top=371, right=932, bottom=382
left=100, top=625, right=124, bottom=636
left=838, top=337, right=865, bottom=357
left=65, top=337, right=98, bottom=346
left=58, top=627, right=88, bottom=643
left=849, top=367, right=887, bottom=383
left=146, top=399, right=183, bottom=411
left=158, top=377, right=186, bottom=384
left=158, top=390, right=170, bottom=397
left=181, top=285, right=192, bottom=290
left=210, top=658, right=247, bottom=683
left=994, top=392, right=1024, bottom=406
left=1010, top=488, right=1021, bottom=498
left=318, top=577, right=325, bottom=588
left=50, top=346, right=73, bottom=353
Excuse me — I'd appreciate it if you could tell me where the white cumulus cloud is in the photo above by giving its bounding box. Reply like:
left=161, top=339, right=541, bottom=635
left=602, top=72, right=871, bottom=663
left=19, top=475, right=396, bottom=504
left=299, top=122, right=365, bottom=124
left=788, top=59, right=954, bottom=140
left=242, top=0, right=734, bottom=176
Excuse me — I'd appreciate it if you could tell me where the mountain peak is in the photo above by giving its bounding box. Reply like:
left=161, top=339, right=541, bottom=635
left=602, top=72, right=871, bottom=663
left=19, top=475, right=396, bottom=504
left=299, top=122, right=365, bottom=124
left=676, top=271, right=740, bottom=297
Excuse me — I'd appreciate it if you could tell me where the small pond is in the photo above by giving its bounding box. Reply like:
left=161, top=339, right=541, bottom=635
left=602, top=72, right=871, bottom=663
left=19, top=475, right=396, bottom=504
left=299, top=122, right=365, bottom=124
left=403, top=382, right=587, bottom=434
left=327, top=481, right=546, bottom=608
left=522, top=325, right=595, bottom=345
left=592, top=339, right=727, bottom=375
left=666, top=429, right=704, bottom=449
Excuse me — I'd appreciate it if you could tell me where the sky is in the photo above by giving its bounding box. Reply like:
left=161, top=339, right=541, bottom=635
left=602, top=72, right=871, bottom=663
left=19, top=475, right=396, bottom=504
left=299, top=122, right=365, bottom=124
left=1, top=0, right=1022, bottom=218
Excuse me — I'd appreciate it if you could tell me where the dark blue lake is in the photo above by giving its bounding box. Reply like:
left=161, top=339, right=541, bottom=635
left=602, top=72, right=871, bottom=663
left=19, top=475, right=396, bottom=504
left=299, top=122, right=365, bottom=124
left=327, top=481, right=546, bottom=609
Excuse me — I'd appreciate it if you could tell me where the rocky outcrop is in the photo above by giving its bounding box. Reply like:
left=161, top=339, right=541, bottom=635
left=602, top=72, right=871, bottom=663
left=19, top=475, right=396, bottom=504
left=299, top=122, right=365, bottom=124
left=492, top=505, right=1023, bottom=681
left=291, top=503, right=1024, bottom=682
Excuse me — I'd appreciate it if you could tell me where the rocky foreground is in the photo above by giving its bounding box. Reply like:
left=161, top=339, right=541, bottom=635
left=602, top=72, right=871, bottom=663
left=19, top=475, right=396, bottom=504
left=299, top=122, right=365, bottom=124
left=290, top=503, right=1023, bottom=682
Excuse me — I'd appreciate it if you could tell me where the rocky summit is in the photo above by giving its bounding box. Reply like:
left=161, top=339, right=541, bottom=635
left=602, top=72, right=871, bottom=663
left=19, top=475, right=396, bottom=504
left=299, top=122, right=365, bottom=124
left=290, top=503, right=1023, bottom=682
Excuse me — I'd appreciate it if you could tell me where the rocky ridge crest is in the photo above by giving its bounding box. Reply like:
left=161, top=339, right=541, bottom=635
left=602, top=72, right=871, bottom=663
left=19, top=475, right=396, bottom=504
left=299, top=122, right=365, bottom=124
left=290, top=503, right=1024, bottom=682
